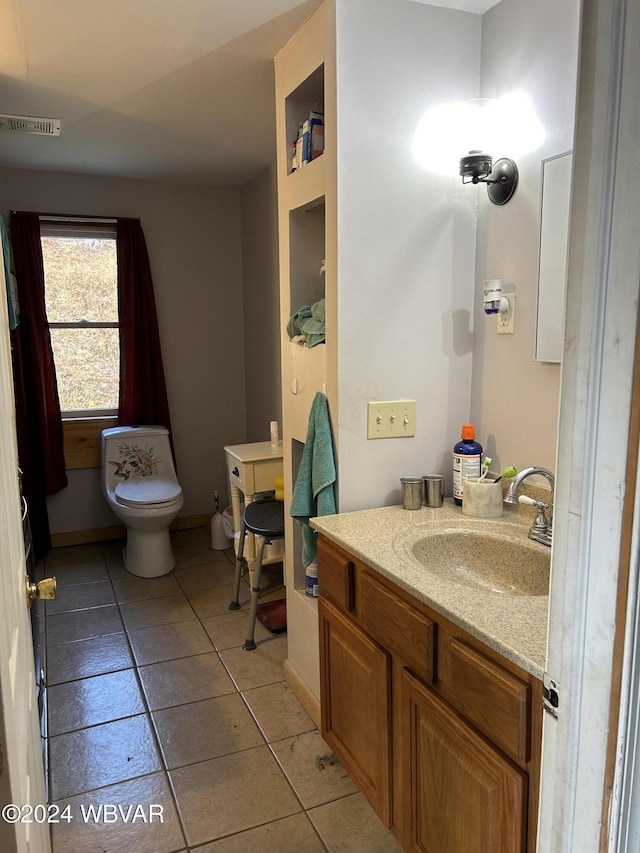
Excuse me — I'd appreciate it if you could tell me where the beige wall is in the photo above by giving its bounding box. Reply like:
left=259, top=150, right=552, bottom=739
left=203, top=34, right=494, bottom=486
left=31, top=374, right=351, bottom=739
left=471, top=0, right=580, bottom=476
left=0, top=166, right=246, bottom=532
left=241, top=162, right=282, bottom=443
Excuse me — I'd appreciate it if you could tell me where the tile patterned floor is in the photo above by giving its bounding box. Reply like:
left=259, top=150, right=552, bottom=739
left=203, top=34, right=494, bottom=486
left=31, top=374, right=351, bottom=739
left=45, top=527, right=402, bottom=852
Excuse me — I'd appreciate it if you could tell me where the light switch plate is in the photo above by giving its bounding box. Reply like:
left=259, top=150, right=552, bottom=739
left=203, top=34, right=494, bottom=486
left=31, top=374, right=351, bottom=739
left=367, top=400, right=416, bottom=439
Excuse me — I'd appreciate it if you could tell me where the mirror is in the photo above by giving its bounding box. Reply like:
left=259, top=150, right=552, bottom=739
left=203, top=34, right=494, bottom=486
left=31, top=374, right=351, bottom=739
left=535, top=151, right=573, bottom=363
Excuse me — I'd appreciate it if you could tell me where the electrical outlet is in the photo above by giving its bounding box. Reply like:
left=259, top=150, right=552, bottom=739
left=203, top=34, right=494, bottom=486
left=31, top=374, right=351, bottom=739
left=367, top=400, right=416, bottom=439
left=497, top=293, right=515, bottom=334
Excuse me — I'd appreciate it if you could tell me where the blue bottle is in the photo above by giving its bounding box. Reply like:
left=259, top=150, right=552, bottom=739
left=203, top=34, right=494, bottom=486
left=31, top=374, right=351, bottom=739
left=452, top=424, right=483, bottom=506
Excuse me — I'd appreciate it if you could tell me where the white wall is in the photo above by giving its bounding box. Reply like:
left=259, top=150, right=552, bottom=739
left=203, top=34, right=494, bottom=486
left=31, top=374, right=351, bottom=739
left=0, top=167, right=246, bottom=533
left=332, top=0, right=580, bottom=508
left=335, top=0, right=481, bottom=508
left=471, top=0, right=581, bottom=475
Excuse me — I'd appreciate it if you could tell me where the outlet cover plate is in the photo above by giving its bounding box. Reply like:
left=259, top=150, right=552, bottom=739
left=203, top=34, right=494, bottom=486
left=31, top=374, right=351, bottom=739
left=497, top=293, right=515, bottom=334
left=367, top=400, right=416, bottom=439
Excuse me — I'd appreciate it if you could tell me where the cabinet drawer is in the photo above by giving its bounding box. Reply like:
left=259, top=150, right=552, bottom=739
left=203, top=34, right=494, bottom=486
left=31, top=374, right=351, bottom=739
left=360, top=570, right=435, bottom=685
left=440, top=636, right=530, bottom=763
left=227, top=457, right=282, bottom=496
left=317, top=537, right=355, bottom=612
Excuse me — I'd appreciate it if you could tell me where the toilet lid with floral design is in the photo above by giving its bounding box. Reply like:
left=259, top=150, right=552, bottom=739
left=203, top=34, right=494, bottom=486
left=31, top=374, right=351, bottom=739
left=114, top=477, right=182, bottom=507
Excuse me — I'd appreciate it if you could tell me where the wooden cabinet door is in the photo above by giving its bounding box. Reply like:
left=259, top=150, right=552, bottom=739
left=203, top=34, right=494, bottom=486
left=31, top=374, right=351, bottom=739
left=401, top=668, right=527, bottom=853
left=319, top=597, right=392, bottom=826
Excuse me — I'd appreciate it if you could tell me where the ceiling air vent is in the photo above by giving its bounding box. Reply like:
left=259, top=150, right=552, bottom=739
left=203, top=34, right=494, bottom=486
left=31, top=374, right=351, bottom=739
left=0, top=114, right=61, bottom=136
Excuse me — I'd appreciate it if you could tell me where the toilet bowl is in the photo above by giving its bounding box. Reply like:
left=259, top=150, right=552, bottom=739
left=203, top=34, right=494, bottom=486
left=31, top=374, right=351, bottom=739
left=101, top=425, right=184, bottom=577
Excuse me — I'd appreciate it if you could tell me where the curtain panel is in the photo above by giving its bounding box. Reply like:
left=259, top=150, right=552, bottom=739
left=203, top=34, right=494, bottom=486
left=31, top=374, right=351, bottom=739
left=116, top=218, right=172, bottom=434
left=7, top=213, right=172, bottom=557
left=10, top=211, right=67, bottom=558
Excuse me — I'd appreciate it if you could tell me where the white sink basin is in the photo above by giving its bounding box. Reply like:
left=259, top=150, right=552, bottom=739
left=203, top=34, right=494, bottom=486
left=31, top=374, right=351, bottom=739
left=400, top=526, right=550, bottom=597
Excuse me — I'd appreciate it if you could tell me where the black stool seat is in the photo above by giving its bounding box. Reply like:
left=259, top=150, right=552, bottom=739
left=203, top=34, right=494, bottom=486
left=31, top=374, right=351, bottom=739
left=244, top=499, right=284, bottom=539
left=228, top=496, right=286, bottom=650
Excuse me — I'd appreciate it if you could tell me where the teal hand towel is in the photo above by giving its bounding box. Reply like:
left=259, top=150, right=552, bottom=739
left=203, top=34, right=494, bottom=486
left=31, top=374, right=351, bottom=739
left=290, top=392, right=337, bottom=568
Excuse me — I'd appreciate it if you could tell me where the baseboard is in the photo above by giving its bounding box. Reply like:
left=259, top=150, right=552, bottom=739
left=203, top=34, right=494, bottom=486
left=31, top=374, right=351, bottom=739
left=284, top=658, right=321, bottom=728
left=51, top=524, right=126, bottom=548
left=170, top=513, right=210, bottom=532
left=50, top=512, right=211, bottom=549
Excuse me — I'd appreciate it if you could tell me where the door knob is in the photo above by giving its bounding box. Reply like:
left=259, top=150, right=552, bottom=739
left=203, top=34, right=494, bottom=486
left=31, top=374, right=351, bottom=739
left=26, top=576, right=57, bottom=607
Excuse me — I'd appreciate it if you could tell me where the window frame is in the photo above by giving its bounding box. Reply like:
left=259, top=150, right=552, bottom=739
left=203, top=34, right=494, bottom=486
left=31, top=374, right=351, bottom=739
left=40, top=217, right=119, bottom=421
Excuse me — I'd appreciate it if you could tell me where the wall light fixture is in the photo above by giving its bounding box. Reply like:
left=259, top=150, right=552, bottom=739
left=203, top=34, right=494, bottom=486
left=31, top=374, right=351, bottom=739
left=459, top=152, right=518, bottom=206
left=412, top=92, right=543, bottom=203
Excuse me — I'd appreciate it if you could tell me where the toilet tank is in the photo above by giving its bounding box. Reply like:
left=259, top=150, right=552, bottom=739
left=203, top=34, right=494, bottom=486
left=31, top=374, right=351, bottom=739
left=101, top=426, right=177, bottom=494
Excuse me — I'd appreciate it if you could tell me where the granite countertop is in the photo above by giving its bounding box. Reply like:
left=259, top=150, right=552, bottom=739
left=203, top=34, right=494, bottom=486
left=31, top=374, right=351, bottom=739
left=311, top=500, right=549, bottom=680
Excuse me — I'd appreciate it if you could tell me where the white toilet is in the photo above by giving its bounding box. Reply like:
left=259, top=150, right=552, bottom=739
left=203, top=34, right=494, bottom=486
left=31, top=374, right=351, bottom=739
left=101, top=425, right=184, bottom=577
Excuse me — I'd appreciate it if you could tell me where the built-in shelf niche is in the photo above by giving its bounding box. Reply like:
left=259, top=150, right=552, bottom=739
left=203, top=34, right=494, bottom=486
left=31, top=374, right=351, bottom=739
left=291, top=437, right=306, bottom=591
left=285, top=64, right=325, bottom=176
left=289, top=200, right=325, bottom=321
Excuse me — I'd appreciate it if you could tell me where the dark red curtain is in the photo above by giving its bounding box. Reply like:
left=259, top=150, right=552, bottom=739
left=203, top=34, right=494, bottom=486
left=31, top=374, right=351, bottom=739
left=116, top=219, right=172, bottom=432
left=10, top=211, right=67, bottom=558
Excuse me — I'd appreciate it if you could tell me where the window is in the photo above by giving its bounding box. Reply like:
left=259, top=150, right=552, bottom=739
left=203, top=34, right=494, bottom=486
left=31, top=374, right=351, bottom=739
left=40, top=219, right=119, bottom=418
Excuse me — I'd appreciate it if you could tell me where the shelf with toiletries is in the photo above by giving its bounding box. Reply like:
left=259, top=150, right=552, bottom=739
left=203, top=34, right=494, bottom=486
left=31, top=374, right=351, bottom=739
left=285, top=64, right=324, bottom=176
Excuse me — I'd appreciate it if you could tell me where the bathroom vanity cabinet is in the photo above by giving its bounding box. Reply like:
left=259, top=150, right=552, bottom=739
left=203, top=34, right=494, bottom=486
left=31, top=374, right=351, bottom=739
left=317, top=535, right=543, bottom=853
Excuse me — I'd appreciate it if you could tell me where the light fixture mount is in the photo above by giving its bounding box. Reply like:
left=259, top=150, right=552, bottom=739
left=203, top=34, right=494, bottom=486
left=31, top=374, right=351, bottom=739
left=459, top=153, right=519, bottom=205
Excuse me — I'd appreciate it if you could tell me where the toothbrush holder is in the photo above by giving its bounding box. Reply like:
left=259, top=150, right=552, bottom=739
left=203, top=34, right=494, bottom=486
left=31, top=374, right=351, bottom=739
left=462, top=478, right=503, bottom=518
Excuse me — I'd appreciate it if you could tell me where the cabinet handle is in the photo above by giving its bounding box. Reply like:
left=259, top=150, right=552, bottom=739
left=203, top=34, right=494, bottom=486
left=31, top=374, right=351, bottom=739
left=291, top=379, right=298, bottom=395
left=347, top=561, right=355, bottom=612
left=232, top=466, right=240, bottom=477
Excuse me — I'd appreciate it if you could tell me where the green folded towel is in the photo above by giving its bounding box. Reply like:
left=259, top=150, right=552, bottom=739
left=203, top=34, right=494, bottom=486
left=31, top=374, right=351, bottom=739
left=287, top=305, right=312, bottom=339
left=287, top=298, right=325, bottom=347
left=311, top=298, right=325, bottom=322
left=300, top=316, right=325, bottom=347
left=290, top=392, right=337, bottom=568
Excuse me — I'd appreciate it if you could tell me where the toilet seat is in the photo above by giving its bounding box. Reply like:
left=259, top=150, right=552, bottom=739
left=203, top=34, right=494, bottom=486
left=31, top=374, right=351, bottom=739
left=114, top=477, right=182, bottom=508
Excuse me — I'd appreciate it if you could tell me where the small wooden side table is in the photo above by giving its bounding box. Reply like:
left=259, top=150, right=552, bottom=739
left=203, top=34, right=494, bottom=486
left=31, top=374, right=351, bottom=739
left=224, top=441, right=284, bottom=584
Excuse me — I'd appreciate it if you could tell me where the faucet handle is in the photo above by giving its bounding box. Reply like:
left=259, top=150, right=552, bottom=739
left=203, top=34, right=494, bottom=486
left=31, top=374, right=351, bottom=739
left=518, top=495, right=551, bottom=542
left=518, top=494, right=549, bottom=510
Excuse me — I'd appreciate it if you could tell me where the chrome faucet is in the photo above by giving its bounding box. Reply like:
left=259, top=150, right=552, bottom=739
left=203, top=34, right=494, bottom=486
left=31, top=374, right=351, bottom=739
left=504, top=466, right=555, bottom=547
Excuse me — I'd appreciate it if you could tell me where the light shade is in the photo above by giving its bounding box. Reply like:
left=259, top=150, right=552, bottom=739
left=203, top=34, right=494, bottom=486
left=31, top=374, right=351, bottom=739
left=412, top=92, right=545, bottom=176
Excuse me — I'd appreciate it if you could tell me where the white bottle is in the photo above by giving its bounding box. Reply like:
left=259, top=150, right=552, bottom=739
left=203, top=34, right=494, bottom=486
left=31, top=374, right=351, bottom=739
left=210, top=491, right=230, bottom=550
left=294, top=123, right=304, bottom=171
left=211, top=512, right=229, bottom=550
left=305, top=561, right=319, bottom=597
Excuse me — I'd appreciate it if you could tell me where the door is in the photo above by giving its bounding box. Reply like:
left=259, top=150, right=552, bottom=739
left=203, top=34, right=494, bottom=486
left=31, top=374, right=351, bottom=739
left=401, top=668, right=527, bottom=853
left=0, top=248, right=50, bottom=852
left=319, top=597, right=393, bottom=826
